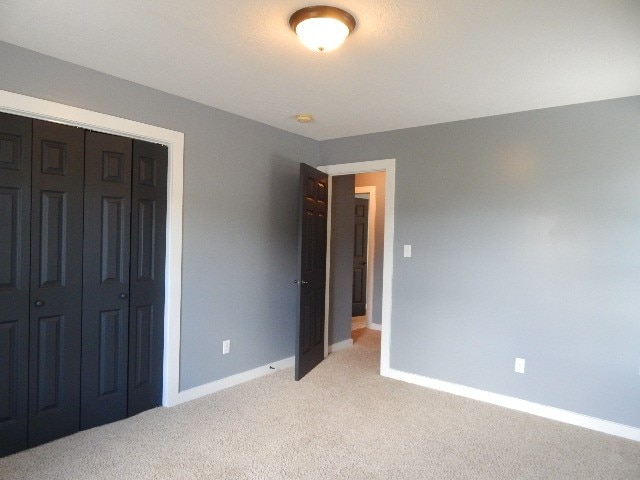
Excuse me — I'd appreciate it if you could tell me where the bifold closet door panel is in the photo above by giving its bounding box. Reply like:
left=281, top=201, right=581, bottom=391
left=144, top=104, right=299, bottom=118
left=28, top=120, right=84, bottom=447
left=128, top=140, right=167, bottom=416
left=0, top=113, right=31, bottom=456
left=81, top=131, right=132, bottom=430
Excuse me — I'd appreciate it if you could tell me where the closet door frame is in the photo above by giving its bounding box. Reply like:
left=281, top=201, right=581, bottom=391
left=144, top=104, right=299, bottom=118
left=0, top=90, right=184, bottom=407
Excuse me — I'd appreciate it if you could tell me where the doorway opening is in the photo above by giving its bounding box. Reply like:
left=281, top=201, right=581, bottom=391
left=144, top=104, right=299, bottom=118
left=351, top=189, right=371, bottom=333
left=353, top=176, right=383, bottom=335
left=319, top=159, right=396, bottom=375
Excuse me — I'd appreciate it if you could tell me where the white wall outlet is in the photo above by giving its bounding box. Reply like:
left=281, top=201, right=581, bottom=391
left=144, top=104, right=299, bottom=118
left=404, top=244, right=412, bottom=257
left=222, top=340, right=230, bottom=355
left=515, top=357, right=525, bottom=374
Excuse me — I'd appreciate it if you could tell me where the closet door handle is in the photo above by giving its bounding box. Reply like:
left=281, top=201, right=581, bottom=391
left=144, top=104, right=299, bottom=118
left=34, top=300, right=45, bottom=307
left=119, top=293, right=129, bottom=300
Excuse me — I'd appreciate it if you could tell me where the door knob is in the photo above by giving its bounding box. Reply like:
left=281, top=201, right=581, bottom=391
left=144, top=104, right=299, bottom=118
left=294, top=280, right=309, bottom=285
left=34, top=300, right=45, bottom=307
left=119, top=293, right=129, bottom=300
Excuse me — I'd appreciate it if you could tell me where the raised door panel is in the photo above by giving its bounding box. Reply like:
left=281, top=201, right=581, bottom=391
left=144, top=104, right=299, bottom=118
left=0, top=113, right=31, bottom=457
left=81, top=131, right=132, bottom=429
left=97, top=310, right=127, bottom=397
left=128, top=140, right=167, bottom=417
left=0, top=188, right=20, bottom=289
left=34, top=316, right=63, bottom=413
left=100, top=197, right=126, bottom=283
left=0, top=319, right=22, bottom=456
left=352, top=269, right=364, bottom=303
left=28, top=120, right=84, bottom=448
left=132, top=305, right=153, bottom=387
left=39, top=191, right=65, bottom=287
left=0, top=322, right=19, bottom=422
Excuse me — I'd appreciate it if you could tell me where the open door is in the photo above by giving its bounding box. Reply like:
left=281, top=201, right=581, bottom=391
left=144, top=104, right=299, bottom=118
left=295, top=163, right=328, bottom=380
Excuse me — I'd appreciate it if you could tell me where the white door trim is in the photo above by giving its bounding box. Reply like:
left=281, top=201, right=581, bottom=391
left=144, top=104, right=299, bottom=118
left=354, top=186, right=376, bottom=330
left=0, top=89, right=184, bottom=407
left=318, top=159, right=395, bottom=374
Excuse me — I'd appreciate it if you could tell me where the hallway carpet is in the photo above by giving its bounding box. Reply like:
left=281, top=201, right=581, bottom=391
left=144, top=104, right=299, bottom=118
left=1, top=330, right=638, bottom=479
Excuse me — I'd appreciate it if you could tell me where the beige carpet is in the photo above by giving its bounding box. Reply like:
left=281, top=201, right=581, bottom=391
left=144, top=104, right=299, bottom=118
left=1, top=330, right=639, bottom=479
left=351, top=316, right=367, bottom=330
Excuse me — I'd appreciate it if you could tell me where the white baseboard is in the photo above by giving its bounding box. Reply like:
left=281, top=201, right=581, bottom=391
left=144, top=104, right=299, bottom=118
left=329, top=338, right=354, bottom=353
left=175, top=356, right=295, bottom=405
left=382, top=367, right=640, bottom=442
left=367, top=322, right=382, bottom=331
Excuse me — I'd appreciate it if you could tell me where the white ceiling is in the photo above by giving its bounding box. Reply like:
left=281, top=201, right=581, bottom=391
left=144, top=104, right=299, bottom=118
left=1, top=1, right=638, bottom=140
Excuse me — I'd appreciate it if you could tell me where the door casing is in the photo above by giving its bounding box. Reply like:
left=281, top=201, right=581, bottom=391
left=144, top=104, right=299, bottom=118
left=318, top=159, right=396, bottom=376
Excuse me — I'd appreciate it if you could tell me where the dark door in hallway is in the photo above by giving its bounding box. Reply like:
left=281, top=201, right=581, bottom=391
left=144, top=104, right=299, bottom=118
left=352, top=198, right=368, bottom=316
left=295, top=163, right=328, bottom=380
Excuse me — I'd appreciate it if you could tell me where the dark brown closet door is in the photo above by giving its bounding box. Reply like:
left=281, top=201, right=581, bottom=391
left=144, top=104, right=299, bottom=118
left=28, top=120, right=84, bottom=447
left=0, top=113, right=31, bottom=456
left=127, top=140, right=167, bottom=416
left=81, top=131, right=132, bottom=430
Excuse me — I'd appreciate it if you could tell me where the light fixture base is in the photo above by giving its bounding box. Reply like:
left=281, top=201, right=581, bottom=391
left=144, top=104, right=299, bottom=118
left=295, top=113, right=314, bottom=123
left=290, top=6, right=356, bottom=52
left=289, top=6, right=356, bottom=33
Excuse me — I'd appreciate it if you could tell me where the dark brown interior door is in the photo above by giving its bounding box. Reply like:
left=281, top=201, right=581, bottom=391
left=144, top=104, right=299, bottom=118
left=295, top=164, right=328, bottom=381
left=352, top=198, right=368, bottom=316
left=81, top=131, right=132, bottom=430
left=0, top=113, right=31, bottom=456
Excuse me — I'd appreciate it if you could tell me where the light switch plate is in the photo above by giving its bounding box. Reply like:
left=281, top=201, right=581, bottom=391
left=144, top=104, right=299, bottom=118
left=404, top=245, right=412, bottom=257
left=515, top=357, right=525, bottom=374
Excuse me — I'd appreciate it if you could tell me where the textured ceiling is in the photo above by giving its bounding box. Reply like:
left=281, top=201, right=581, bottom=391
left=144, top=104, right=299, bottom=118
left=0, top=0, right=638, bottom=140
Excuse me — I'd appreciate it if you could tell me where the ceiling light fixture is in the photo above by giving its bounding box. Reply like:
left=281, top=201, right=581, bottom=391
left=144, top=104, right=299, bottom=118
left=289, top=6, right=356, bottom=52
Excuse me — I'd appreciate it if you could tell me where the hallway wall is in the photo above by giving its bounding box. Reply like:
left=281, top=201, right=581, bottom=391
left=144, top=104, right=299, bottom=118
left=328, top=175, right=355, bottom=345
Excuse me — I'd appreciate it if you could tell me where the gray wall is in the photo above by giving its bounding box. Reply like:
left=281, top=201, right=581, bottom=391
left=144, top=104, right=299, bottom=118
left=320, top=96, right=640, bottom=428
left=4, top=40, right=639, bottom=429
left=355, top=172, right=385, bottom=325
left=0, top=41, right=319, bottom=391
left=329, top=175, right=355, bottom=345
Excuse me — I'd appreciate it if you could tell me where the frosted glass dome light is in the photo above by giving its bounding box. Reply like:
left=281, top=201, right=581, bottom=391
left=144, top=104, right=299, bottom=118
left=290, top=6, right=356, bottom=53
